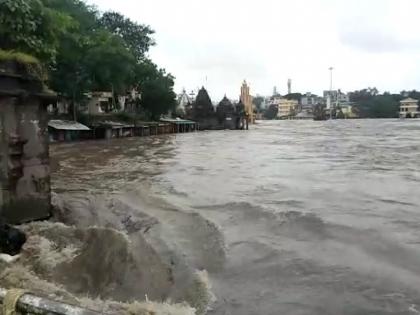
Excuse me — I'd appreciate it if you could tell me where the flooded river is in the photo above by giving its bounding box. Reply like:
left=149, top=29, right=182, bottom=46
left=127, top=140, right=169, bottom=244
left=51, top=119, right=420, bottom=315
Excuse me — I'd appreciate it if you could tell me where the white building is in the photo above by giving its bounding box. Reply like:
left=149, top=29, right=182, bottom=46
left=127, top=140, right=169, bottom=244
left=323, top=90, right=349, bottom=104
left=301, top=93, right=321, bottom=110
left=84, top=91, right=113, bottom=114
left=47, top=97, right=71, bottom=115
left=267, top=95, right=282, bottom=108
left=399, top=98, right=419, bottom=118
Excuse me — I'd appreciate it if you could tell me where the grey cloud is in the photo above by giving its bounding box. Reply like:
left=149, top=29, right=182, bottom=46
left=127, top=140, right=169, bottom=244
left=186, top=49, right=267, bottom=79
left=339, top=28, right=420, bottom=53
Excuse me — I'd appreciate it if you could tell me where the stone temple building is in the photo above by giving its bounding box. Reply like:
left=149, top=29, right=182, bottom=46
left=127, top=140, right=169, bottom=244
left=187, top=87, right=248, bottom=130
left=216, top=96, right=236, bottom=129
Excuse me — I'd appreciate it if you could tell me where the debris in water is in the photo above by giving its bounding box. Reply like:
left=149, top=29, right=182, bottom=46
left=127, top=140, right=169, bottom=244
left=0, top=220, right=27, bottom=256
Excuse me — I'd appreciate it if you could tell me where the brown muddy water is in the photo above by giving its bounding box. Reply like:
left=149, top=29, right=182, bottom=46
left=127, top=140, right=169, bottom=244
left=48, top=119, right=420, bottom=315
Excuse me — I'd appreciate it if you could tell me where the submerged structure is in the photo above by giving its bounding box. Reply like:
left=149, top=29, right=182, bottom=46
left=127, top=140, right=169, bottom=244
left=0, top=59, right=54, bottom=223
left=48, top=120, right=91, bottom=142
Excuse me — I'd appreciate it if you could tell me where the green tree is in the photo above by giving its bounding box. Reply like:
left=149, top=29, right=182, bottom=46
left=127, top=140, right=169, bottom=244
left=313, top=103, right=326, bottom=121
left=350, top=88, right=400, bottom=118
left=405, top=90, right=420, bottom=100
left=42, top=0, right=99, bottom=98
left=0, top=0, right=74, bottom=62
left=283, top=93, right=302, bottom=101
left=348, top=87, right=378, bottom=103
left=367, top=95, right=399, bottom=118
left=1, top=0, right=177, bottom=122
left=42, top=0, right=98, bottom=31
left=100, top=11, right=154, bottom=62
left=84, top=31, right=136, bottom=93
left=263, top=104, right=278, bottom=120
left=253, top=96, right=264, bottom=111
left=136, top=60, right=177, bottom=120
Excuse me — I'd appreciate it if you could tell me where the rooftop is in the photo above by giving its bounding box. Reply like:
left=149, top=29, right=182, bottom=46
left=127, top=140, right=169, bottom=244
left=400, top=98, right=418, bottom=103
left=218, top=96, right=234, bottom=108
left=48, top=120, right=90, bottom=131
left=96, top=121, right=134, bottom=128
left=160, top=118, right=196, bottom=124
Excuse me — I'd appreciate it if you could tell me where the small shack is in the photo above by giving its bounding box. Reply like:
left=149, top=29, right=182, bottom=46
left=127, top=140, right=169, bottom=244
left=92, top=121, right=135, bottom=139
left=48, top=120, right=91, bottom=142
left=133, top=124, right=150, bottom=137
left=160, top=118, right=198, bottom=133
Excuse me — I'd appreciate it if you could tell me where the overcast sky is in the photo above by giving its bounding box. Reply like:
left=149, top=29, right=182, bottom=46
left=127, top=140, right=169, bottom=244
left=89, top=0, right=420, bottom=100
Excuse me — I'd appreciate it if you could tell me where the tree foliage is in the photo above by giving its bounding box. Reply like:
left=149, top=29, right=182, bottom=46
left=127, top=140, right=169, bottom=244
left=100, top=11, right=154, bottom=62
left=0, top=0, right=176, bottom=120
left=349, top=88, right=401, bottom=118
left=84, top=31, right=136, bottom=93
left=313, top=103, right=326, bottom=121
left=263, top=104, right=278, bottom=120
left=348, top=87, right=379, bottom=103
left=252, top=96, right=264, bottom=111
left=136, top=61, right=177, bottom=120
left=0, top=0, right=74, bottom=62
left=283, top=93, right=302, bottom=101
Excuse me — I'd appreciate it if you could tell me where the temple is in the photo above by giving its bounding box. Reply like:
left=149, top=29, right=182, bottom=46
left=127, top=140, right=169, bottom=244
left=216, top=96, right=236, bottom=129
left=186, top=87, right=248, bottom=130
left=240, top=80, right=254, bottom=124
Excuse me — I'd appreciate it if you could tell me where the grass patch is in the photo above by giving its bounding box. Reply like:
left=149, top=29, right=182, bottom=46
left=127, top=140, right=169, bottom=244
left=0, top=49, right=40, bottom=65
left=0, top=49, right=45, bottom=80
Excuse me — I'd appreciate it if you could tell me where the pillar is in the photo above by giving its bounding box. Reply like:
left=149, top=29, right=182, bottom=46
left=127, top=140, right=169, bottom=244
left=0, top=60, right=55, bottom=224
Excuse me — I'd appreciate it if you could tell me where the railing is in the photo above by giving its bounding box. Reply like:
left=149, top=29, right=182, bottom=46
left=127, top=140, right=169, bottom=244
left=0, top=288, right=102, bottom=315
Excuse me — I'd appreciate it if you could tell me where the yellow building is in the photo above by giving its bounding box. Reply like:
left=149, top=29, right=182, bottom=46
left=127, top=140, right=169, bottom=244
left=240, top=81, right=254, bottom=124
left=277, top=99, right=298, bottom=118
left=399, top=98, right=419, bottom=118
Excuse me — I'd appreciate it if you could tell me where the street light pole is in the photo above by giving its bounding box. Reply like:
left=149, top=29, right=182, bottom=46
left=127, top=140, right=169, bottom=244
left=329, top=67, right=334, bottom=92
left=329, top=67, right=334, bottom=120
